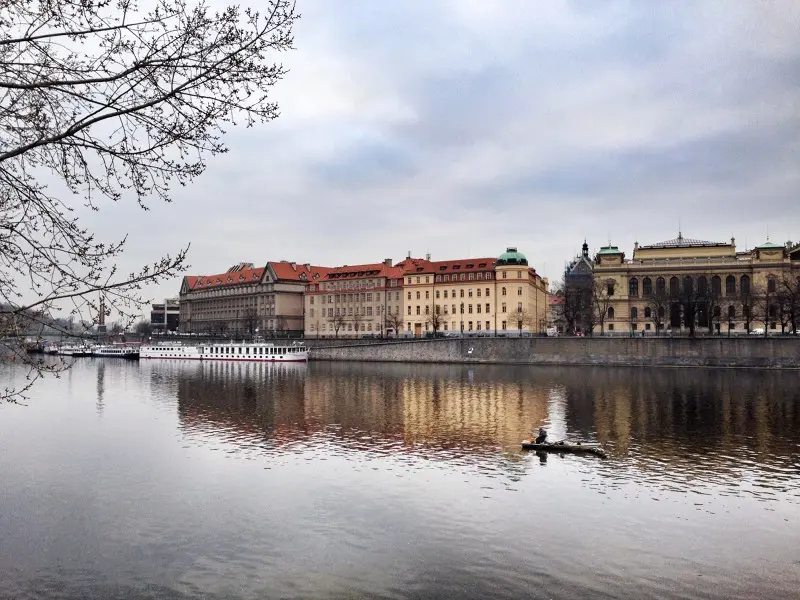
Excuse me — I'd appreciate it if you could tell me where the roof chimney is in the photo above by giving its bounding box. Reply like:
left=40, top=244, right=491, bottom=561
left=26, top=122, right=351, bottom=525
left=425, top=253, right=431, bottom=261
left=383, top=258, right=392, bottom=267
left=407, top=250, right=411, bottom=259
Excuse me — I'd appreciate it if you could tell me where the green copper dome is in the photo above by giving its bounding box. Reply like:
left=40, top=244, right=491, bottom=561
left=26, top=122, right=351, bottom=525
left=497, top=247, right=528, bottom=266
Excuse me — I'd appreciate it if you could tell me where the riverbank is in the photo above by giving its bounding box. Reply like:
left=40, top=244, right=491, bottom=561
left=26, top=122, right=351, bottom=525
left=308, top=337, right=800, bottom=369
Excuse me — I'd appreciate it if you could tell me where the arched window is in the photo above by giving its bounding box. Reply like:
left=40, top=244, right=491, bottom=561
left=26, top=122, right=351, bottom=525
left=683, top=276, right=693, bottom=295
left=658, top=306, right=665, bottom=318
left=642, top=277, right=653, bottom=296
left=741, top=275, right=751, bottom=296
left=697, top=276, right=708, bottom=296
left=708, top=275, right=719, bottom=296
left=608, top=307, right=615, bottom=319
left=767, top=278, right=776, bottom=293
left=644, top=306, right=652, bottom=318
left=656, top=277, right=666, bottom=295
left=725, top=275, right=735, bottom=296
left=630, top=307, right=638, bottom=319
left=669, top=277, right=679, bottom=296
left=629, top=278, right=639, bottom=297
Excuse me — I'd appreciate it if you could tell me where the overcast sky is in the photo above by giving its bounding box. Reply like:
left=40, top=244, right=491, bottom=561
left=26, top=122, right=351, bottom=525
left=88, top=1, right=800, bottom=310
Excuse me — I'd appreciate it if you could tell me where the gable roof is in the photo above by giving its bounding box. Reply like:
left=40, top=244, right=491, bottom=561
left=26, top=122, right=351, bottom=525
left=268, top=261, right=331, bottom=282
left=183, top=264, right=265, bottom=291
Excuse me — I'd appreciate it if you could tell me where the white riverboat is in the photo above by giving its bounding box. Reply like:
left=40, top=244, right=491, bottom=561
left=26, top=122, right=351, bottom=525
left=92, top=344, right=140, bottom=359
left=139, top=341, right=308, bottom=363
left=57, top=344, right=93, bottom=357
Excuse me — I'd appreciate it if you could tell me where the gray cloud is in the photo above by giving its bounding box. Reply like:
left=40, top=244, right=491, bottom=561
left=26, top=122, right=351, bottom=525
left=62, top=0, right=800, bottom=311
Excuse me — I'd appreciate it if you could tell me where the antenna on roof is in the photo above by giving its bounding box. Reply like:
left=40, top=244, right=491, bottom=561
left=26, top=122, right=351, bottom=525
left=678, top=216, right=682, bottom=241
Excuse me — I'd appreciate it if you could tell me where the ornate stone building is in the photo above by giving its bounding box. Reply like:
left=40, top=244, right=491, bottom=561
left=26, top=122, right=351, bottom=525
left=593, top=234, right=800, bottom=334
left=179, top=261, right=330, bottom=336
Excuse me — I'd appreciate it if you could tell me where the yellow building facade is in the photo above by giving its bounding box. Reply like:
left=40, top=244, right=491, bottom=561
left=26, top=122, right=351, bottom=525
left=593, top=235, right=800, bottom=334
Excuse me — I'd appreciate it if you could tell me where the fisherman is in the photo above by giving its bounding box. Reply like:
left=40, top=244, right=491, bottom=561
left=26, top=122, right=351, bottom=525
left=534, top=427, right=548, bottom=444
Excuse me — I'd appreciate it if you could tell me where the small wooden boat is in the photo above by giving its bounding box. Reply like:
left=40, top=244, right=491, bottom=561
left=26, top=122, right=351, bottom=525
left=520, top=440, right=607, bottom=458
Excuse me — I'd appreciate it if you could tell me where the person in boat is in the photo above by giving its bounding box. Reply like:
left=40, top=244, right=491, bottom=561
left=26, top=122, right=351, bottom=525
left=534, top=427, right=548, bottom=444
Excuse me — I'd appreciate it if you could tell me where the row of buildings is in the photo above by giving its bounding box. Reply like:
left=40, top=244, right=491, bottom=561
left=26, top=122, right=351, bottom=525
left=174, top=234, right=800, bottom=338
left=177, top=248, right=549, bottom=337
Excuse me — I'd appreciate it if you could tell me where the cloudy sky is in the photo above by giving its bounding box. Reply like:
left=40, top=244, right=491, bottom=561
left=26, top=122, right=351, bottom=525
left=91, top=0, right=800, bottom=309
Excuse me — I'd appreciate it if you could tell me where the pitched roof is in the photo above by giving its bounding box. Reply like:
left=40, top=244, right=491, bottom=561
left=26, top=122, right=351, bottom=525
left=323, top=262, right=404, bottom=280
left=597, top=246, right=623, bottom=255
left=395, top=257, right=497, bottom=274
left=184, top=265, right=265, bottom=290
left=755, top=240, right=783, bottom=250
left=268, top=261, right=331, bottom=282
left=639, top=234, right=727, bottom=249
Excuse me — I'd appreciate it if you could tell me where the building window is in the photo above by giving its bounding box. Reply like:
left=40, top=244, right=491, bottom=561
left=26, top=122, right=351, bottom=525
left=608, top=307, right=615, bottom=319
left=501, top=320, right=507, bottom=330
left=366, top=307, right=372, bottom=316
left=630, top=307, right=638, bottom=319
left=310, top=308, right=315, bottom=317
left=644, top=307, right=651, bottom=318
left=435, top=275, right=441, bottom=282
left=501, top=302, right=507, bottom=312
left=656, top=277, right=666, bottom=296
left=477, top=304, right=482, bottom=313
left=502, top=287, right=507, bottom=296
left=425, top=306, right=429, bottom=315
left=502, top=272, right=507, bottom=279
left=632, top=323, right=638, bottom=330
left=310, top=297, right=315, bottom=305
left=476, top=288, right=481, bottom=297
left=460, top=289, right=464, bottom=298
left=698, top=276, right=708, bottom=296
left=768, top=278, right=776, bottom=293
left=468, top=289, right=473, bottom=298
left=724, top=276, right=735, bottom=296
left=645, top=323, right=651, bottom=330
left=669, top=277, right=679, bottom=296
left=416, top=306, right=421, bottom=315
left=468, top=304, right=473, bottom=314
left=728, top=305, right=736, bottom=319
left=408, top=323, right=412, bottom=331
left=476, top=322, right=482, bottom=330
left=416, top=277, right=420, bottom=284
left=607, top=282, right=615, bottom=296
left=452, top=304, right=456, bottom=313
left=629, top=278, right=638, bottom=297
left=486, top=273, right=492, bottom=280
left=517, top=302, right=522, bottom=312
left=426, top=276, right=430, bottom=283
left=468, top=321, right=473, bottom=330
left=468, top=273, right=474, bottom=280
left=416, top=291, right=420, bottom=300
left=486, top=303, right=490, bottom=313
left=407, top=306, right=411, bottom=315
left=444, top=275, right=449, bottom=282
left=517, top=287, right=522, bottom=296
left=425, top=291, right=429, bottom=299
left=517, top=271, right=522, bottom=278
left=477, top=273, right=483, bottom=280
left=741, top=275, right=751, bottom=296
left=608, top=324, right=614, bottom=331
left=485, top=288, right=490, bottom=297
left=367, top=293, right=372, bottom=301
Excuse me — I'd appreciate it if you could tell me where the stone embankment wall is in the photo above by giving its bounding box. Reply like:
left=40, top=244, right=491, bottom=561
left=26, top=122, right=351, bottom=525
left=308, top=338, right=800, bottom=369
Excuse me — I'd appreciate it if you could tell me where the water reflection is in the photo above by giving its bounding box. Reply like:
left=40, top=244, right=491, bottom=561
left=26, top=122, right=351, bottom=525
left=151, top=360, right=800, bottom=503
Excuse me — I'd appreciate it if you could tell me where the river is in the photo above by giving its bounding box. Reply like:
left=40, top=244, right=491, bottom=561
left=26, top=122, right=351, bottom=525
left=1, top=359, right=798, bottom=599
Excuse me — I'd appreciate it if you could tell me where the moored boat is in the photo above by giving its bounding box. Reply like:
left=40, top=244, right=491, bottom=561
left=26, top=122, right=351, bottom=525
left=139, top=341, right=308, bottom=362
left=92, top=345, right=140, bottom=359
left=520, top=440, right=607, bottom=458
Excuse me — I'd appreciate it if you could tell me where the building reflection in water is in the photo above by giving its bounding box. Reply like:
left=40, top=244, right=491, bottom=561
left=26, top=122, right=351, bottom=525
left=162, top=360, right=799, bottom=488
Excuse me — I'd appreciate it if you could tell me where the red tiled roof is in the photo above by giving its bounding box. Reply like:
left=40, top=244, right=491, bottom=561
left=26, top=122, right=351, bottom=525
left=268, top=261, right=332, bottom=282
left=323, top=262, right=404, bottom=280
left=184, top=266, right=265, bottom=290
left=394, top=257, right=497, bottom=274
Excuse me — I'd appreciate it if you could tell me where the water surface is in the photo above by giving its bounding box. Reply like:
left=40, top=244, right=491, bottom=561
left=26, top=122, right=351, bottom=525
left=1, top=359, right=798, bottom=599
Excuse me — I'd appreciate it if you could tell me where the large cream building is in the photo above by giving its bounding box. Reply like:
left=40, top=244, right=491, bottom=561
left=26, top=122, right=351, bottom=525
left=304, top=247, right=549, bottom=337
left=592, top=234, right=800, bottom=334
